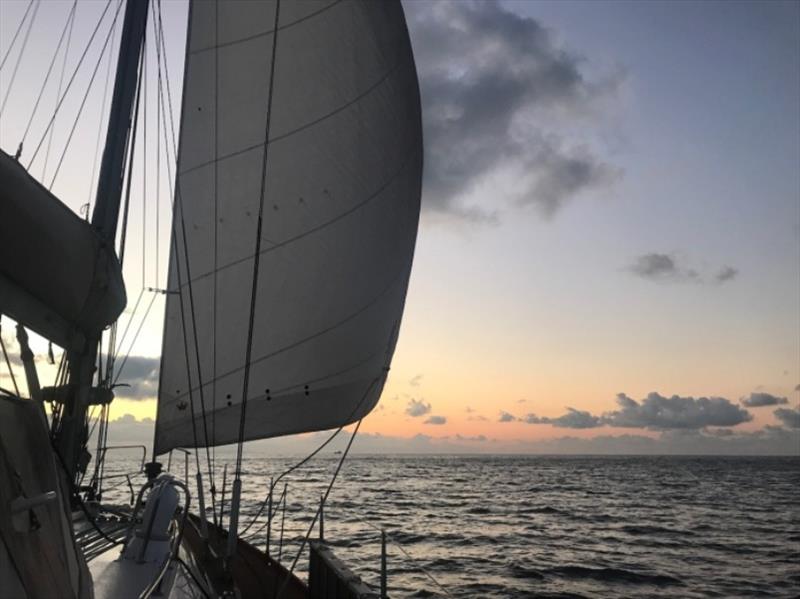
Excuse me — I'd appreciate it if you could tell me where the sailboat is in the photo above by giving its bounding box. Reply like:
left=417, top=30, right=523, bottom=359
left=0, top=0, right=422, bottom=597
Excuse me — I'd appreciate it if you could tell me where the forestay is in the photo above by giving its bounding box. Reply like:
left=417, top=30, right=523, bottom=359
left=154, top=0, right=422, bottom=454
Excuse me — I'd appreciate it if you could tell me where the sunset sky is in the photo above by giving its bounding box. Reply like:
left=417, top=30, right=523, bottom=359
left=1, top=0, right=798, bottom=454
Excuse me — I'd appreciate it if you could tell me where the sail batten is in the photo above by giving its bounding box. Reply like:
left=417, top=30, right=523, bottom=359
left=154, top=0, right=422, bottom=455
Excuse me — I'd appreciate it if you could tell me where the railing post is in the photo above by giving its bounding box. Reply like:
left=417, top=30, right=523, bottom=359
left=266, top=477, right=273, bottom=556
left=319, top=493, right=324, bottom=541
left=381, top=529, right=387, bottom=599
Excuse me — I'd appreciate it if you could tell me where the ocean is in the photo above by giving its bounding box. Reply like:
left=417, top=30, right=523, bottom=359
left=99, top=454, right=800, bottom=598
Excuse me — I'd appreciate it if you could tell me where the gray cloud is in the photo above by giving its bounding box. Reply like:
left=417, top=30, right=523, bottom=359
left=454, top=434, right=487, bottom=442
left=774, top=407, right=800, bottom=429
left=406, top=398, right=432, bottom=417
left=101, top=414, right=799, bottom=456
left=424, top=415, right=447, bottom=425
left=113, top=355, right=160, bottom=400
left=498, top=410, right=517, bottom=422
left=409, top=374, right=423, bottom=387
left=715, top=266, right=738, bottom=283
left=526, top=407, right=603, bottom=429
left=628, top=253, right=698, bottom=282
left=741, top=392, right=789, bottom=407
left=604, top=392, right=752, bottom=430
left=406, top=0, right=621, bottom=222
left=468, top=414, right=489, bottom=422
left=628, top=253, right=737, bottom=285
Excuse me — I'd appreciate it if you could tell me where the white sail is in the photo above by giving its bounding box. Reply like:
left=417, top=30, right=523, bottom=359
left=154, top=0, right=422, bottom=454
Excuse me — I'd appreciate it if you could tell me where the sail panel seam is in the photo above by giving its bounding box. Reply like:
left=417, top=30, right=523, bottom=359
left=188, top=0, right=342, bottom=55
left=177, top=144, right=418, bottom=290
left=166, top=261, right=410, bottom=404
left=178, top=55, right=405, bottom=177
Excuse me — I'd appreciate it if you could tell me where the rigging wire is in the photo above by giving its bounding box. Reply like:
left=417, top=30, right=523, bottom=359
left=142, top=37, right=148, bottom=289
left=150, top=6, right=216, bottom=490
left=0, top=0, right=35, bottom=72
left=0, top=320, right=21, bottom=396
left=18, top=0, right=77, bottom=157
left=112, top=291, right=157, bottom=386
left=154, top=0, right=215, bottom=490
left=41, top=0, right=76, bottom=182
left=48, top=0, right=124, bottom=190
left=349, top=512, right=453, bottom=598
left=233, top=0, right=281, bottom=486
left=25, top=0, right=114, bottom=171
left=277, top=417, right=363, bottom=599
left=0, top=0, right=41, bottom=116
left=239, top=424, right=345, bottom=537
left=87, top=3, right=120, bottom=213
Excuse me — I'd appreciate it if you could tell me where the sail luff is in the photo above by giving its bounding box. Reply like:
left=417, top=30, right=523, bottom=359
left=155, top=0, right=422, bottom=455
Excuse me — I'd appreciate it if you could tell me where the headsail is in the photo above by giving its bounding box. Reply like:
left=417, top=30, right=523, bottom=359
left=154, top=0, right=422, bottom=454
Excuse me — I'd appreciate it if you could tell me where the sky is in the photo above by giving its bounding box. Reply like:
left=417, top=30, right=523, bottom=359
left=0, top=0, right=798, bottom=455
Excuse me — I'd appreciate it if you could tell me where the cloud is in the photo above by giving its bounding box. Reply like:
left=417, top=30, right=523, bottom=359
left=424, top=415, right=447, bottom=425
left=103, top=413, right=155, bottom=444
left=406, top=0, right=621, bottom=222
left=604, top=392, right=752, bottom=430
left=498, top=410, right=518, bottom=422
left=517, top=398, right=527, bottom=403
left=409, top=374, right=423, bottom=387
left=741, top=392, right=788, bottom=407
left=454, top=434, right=487, bottom=442
left=113, top=355, right=160, bottom=400
left=405, top=398, right=432, bottom=417
left=526, top=407, right=603, bottom=429
left=627, top=253, right=737, bottom=285
left=468, top=414, right=489, bottom=422
left=465, top=406, right=475, bottom=413
left=628, top=253, right=698, bottom=282
left=795, top=384, right=800, bottom=392
left=715, top=266, right=738, bottom=283
left=774, top=408, right=800, bottom=429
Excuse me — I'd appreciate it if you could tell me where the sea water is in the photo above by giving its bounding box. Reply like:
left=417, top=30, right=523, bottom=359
left=100, top=454, right=800, bottom=598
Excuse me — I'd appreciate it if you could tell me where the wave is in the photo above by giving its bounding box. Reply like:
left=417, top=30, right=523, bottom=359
left=545, top=565, right=683, bottom=586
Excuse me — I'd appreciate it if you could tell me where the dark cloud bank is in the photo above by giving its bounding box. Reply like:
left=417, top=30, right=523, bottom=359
left=741, top=392, right=788, bottom=408
left=406, top=0, right=621, bottom=222
left=516, top=392, right=753, bottom=430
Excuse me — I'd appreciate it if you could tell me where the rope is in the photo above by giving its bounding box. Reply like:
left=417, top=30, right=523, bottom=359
left=240, top=373, right=385, bottom=536
left=350, top=512, right=453, bottom=597
left=18, top=1, right=77, bottom=155
left=276, top=417, right=362, bottom=599
left=0, top=0, right=35, bottom=71
left=48, top=0, right=124, bottom=189
left=239, top=425, right=345, bottom=537
left=0, top=0, right=40, bottom=115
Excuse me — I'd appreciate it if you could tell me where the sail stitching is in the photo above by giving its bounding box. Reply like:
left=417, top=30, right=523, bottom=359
left=173, top=345, right=384, bottom=410
left=169, top=261, right=411, bottom=403
left=177, top=144, right=418, bottom=290
left=178, top=54, right=406, bottom=177
left=189, top=0, right=342, bottom=55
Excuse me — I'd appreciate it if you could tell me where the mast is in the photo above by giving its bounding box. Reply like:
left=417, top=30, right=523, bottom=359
left=55, top=0, right=149, bottom=485
left=92, top=0, right=149, bottom=239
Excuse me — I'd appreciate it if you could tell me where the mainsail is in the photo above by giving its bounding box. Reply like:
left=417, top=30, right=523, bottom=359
left=154, top=0, right=422, bottom=454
